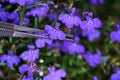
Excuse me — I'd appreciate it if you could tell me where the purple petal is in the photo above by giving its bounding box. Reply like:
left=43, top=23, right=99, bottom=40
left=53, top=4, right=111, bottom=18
left=35, top=38, right=45, bottom=48
left=93, top=18, right=102, bottom=28
left=111, top=73, right=120, bottom=80
left=90, top=0, right=97, bottom=4
left=73, top=16, right=81, bottom=26
left=45, top=39, right=53, bottom=45
left=57, top=30, right=66, bottom=40
left=98, top=0, right=104, bottom=4
left=19, top=64, right=29, bottom=74
left=110, top=31, right=120, bottom=42
left=13, top=56, right=20, bottom=65
left=9, top=0, right=16, bottom=3
left=0, top=55, right=7, bottom=63
left=55, top=69, right=66, bottom=77
left=17, top=0, right=26, bottom=5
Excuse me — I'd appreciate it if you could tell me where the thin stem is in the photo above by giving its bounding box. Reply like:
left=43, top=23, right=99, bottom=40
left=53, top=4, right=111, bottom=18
left=34, top=17, right=38, bottom=28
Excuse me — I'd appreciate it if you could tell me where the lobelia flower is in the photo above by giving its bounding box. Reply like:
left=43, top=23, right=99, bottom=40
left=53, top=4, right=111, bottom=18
left=90, top=0, right=104, bottom=5
left=110, top=67, right=120, bottom=80
left=7, top=12, right=30, bottom=25
left=47, top=42, right=62, bottom=50
left=22, top=71, right=34, bottom=80
left=20, top=45, right=39, bottom=62
left=19, top=63, right=40, bottom=74
left=43, top=66, right=66, bottom=80
left=45, top=22, right=66, bottom=40
left=22, top=17, right=30, bottom=26
left=59, top=7, right=81, bottom=28
left=81, top=29, right=101, bottom=41
left=62, top=36, right=85, bottom=54
left=47, top=10, right=58, bottom=22
left=80, top=12, right=102, bottom=32
left=7, top=12, right=19, bottom=24
left=35, top=38, right=53, bottom=48
left=0, top=50, right=20, bottom=68
left=83, top=50, right=101, bottom=67
left=6, top=0, right=38, bottom=6
left=110, top=24, right=120, bottom=43
left=93, top=76, right=98, bottom=80
left=0, top=6, right=9, bottom=22
left=24, top=0, right=39, bottom=5
left=26, top=3, right=49, bottom=18
left=19, top=63, right=40, bottom=80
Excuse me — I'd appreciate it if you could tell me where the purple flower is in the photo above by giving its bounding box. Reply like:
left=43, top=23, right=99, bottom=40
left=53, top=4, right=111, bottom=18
left=7, top=12, right=29, bottom=25
left=98, top=0, right=104, bottom=4
left=90, top=0, right=104, bottom=5
left=47, top=42, right=62, bottom=50
left=83, top=50, right=101, bottom=67
left=19, top=63, right=40, bottom=80
left=111, top=72, right=120, bottom=80
left=80, top=12, right=102, bottom=32
left=110, top=24, right=120, bottom=43
left=22, top=75, right=34, bottom=80
left=81, top=29, right=101, bottom=41
left=35, top=38, right=53, bottom=48
left=111, top=73, right=120, bottom=80
left=19, top=63, right=40, bottom=74
left=0, top=6, right=9, bottom=22
left=47, top=10, right=58, bottom=22
left=21, top=71, right=34, bottom=80
left=93, top=76, right=98, bottom=80
left=59, top=7, right=81, bottom=28
left=45, top=22, right=66, bottom=40
left=62, top=37, right=85, bottom=54
left=22, top=17, right=30, bottom=26
left=27, top=4, right=49, bottom=18
left=7, top=12, right=19, bottom=24
left=43, top=66, right=66, bottom=80
left=5, top=0, right=38, bottom=6
left=110, top=67, right=120, bottom=80
left=0, top=50, right=20, bottom=68
left=20, top=45, right=39, bottom=62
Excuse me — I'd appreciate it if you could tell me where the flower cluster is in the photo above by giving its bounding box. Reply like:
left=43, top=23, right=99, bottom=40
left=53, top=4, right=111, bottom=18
left=0, top=0, right=119, bottom=80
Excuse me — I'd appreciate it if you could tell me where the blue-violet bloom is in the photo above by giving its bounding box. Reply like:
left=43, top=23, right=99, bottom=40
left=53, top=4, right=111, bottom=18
left=110, top=24, right=120, bottom=43
left=7, top=0, right=38, bottom=6
left=83, top=50, right=101, bottom=67
left=27, top=3, right=49, bottom=18
left=22, top=71, right=34, bottom=80
left=19, top=63, right=40, bottom=80
left=59, top=7, right=81, bottom=28
left=20, top=45, right=39, bottom=62
left=80, top=12, right=102, bottom=32
left=82, top=29, right=101, bottom=41
left=90, top=0, right=104, bottom=5
left=62, top=36, right=85, bottom=54
left=0, top=6, right=9, bottom=22
left=93, top=76, right=98, bottom=80
left=45, top=22, right=66, bottom=40
left=0, top=50, right=20, bottom=68
left=43, top=66, right=66, bottom=80
left=110, top=67, right=120, bottom=80
left=35, top=38, right=53, bottom=48
left=47, top=10, right=58, bottom=22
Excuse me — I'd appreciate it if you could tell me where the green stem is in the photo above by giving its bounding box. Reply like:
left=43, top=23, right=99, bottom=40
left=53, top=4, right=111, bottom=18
left=19, top=7, right=25, bottom=25
left=34, top=17, right=38, bottom=28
